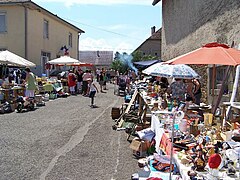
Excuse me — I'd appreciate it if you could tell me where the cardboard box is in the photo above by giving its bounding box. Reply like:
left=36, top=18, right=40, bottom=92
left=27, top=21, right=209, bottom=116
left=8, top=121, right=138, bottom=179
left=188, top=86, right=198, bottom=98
left=129, top=138, right=149, bottom=157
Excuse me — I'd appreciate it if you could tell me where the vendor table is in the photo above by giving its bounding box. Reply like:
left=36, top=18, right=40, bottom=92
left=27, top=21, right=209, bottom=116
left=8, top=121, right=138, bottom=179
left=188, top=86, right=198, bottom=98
left=174, top=153, right=240, bottom=180
left=151, top=112, right=240, bottom=180
left=150, top=114, right=165, bottom=154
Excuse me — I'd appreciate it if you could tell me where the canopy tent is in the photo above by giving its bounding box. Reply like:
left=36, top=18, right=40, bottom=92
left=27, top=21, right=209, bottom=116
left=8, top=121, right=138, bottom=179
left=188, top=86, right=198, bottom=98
left=46, top=56, right=94, bottom=77
left=47, top=56, right=80, bottom=65
left=47, top=56, right=94, bottom=68
left=65, top=62, right=94, bottom=67
left=133, top=59, right=161, bottom=70
left=0, top=50, right=36, bottom=67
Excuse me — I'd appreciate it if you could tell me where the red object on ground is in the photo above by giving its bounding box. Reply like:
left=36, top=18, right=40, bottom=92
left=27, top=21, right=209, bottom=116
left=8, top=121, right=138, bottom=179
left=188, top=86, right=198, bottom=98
left=165, top=42, right=240, bottom=66
left=147, top=178, right=163, bottom=180
left=208, top=153, right=222, bottom=169
left=160, top=132, right=177, bottom=155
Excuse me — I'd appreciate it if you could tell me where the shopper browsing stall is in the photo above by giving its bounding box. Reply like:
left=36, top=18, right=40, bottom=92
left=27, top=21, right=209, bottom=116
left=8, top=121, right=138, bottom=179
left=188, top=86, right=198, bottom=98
left=167, top=78, right=187, bottom=102
left=25, top=67, right=37, bottom=98
left=192, top=78, right=202, bottom=105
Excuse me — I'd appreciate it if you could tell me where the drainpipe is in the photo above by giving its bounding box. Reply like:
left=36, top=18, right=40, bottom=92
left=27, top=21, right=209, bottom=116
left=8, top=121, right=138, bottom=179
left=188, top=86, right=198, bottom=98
left=77, top=33, right=80, bottom=60
left=24, top=6, right=28, bottom=59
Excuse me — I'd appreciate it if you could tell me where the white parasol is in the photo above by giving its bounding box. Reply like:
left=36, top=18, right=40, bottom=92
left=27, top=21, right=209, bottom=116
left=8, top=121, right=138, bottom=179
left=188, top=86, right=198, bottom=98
left=143, top=63, right=200, bottom=79
left=47, top=56, right=80, bottom=65
left=0, top=50, right=36, bottom=67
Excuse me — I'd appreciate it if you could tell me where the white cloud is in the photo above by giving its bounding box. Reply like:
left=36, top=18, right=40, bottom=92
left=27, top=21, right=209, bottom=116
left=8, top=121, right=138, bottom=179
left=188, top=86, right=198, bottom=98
left=35, top=0, right=154, bottom=7
left=79, top=37, right=113, bottom=51
left=104, top=24, right=129, bottom=31
left=79, top=37, right=135, bottom=54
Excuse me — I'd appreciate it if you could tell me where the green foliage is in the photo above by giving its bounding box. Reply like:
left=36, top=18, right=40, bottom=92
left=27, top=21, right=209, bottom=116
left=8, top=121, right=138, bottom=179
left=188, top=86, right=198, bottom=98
left=110, top=59, right=128, bottom=73
left=111, top=51, right=129, bottom=73
left=110, top=59, right=122, bottom=71
left=131, top=50, right=142, bottom=62
left=131, top=50, right=158, bottom=62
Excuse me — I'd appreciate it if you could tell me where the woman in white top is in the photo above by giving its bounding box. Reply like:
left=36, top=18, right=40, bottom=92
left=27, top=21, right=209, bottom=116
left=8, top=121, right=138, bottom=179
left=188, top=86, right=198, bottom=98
left=87, top=78, right=99, bottom=107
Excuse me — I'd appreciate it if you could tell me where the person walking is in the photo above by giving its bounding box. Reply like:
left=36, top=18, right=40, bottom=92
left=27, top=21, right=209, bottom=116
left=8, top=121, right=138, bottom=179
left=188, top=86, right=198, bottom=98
left=67, top=69, right=77, bottom=95
left=25, top=67, right=37, bottom=98
left=96, top=68, right=101, bottom=82
left=82, top=70, right=93, bottom=96
left=87, top=78, right=99, bottom=108
left=99, top=71, right=104, bottom=92
left=76, top=68, right=83, bottom=94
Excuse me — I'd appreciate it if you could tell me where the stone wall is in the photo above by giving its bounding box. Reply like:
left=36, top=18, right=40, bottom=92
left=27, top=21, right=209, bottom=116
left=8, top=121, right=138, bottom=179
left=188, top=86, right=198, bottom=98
left=161, top=0, right=240, bottom=103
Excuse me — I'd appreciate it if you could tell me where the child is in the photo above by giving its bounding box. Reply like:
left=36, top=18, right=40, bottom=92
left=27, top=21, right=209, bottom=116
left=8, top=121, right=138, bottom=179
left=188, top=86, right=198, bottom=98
left=87, top=78, right=99, bottom=107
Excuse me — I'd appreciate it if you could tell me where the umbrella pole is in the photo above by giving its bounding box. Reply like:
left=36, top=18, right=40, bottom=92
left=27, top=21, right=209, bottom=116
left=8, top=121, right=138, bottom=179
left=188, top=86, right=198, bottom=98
left=226, top=65, right=240, bottom=119
left=169, top=111, right=176, bottom=180
left=4, top=64, right=7, bottom=78
left=211, top=65, right=216, bottom=107
left=212, top=66, right=232, bottom=115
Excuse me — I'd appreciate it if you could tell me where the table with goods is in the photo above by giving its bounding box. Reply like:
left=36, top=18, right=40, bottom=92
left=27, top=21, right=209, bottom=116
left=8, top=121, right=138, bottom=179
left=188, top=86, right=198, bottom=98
left=112, top=80, right=240, bottom=180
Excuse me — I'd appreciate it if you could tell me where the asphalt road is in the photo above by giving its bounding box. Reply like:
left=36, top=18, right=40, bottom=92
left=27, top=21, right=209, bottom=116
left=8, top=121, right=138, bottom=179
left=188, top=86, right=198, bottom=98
left=0, top=83, right=139, bottom=180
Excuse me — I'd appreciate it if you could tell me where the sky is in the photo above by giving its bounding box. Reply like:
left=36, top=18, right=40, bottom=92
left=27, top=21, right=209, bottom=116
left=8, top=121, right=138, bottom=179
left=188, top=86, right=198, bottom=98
left=34, top=0, right=162, bottom=54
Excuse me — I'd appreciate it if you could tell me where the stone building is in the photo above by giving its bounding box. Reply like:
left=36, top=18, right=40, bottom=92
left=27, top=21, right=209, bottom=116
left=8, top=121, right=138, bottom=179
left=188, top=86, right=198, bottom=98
left=79, top=51, right=113, bottom=68
left=153, top=0, right=240, bottom=104
left=133, top=26, right=161, bottom=59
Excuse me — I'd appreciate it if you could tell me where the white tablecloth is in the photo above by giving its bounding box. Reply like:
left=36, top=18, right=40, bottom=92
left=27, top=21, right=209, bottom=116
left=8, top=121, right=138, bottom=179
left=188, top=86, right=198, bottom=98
left=151, top=114, right=165, bottom=154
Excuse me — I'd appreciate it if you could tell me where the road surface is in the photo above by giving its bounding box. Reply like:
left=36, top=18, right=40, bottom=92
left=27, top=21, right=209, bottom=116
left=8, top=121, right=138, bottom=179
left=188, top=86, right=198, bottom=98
left=0, top=83, right=138, bottom=180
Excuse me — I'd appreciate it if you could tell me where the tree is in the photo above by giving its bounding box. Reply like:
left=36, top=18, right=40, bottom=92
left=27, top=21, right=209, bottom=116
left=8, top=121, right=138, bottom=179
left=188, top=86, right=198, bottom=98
left=131, top=50, right=158, bottom=62
left=131, top=50, right=143, bottom=62
left=111, top=51, right=132, bottom=73
left=110, top=59, right=123, bottom=71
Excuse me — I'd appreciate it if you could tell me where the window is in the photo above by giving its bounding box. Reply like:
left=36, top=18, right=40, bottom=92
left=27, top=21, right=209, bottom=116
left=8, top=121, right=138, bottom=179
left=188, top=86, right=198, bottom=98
left=41, top=51, right=51, bottom=74
left=43, top=19, right=49, bottom=39
left=0, top=12, right=7, bottom=33
left=68, top=32, right=72, bottom=47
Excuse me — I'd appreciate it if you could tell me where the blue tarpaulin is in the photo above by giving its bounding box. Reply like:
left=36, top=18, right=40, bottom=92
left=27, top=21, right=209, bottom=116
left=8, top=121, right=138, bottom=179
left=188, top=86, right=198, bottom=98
left=133, top=59, right=161, bottom=69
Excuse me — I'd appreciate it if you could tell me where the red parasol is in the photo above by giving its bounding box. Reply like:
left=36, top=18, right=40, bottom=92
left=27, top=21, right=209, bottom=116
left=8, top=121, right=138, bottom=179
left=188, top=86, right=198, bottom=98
left=165, top=42, right=240, bottom=66
left=165, top=42, right=240, bottom=121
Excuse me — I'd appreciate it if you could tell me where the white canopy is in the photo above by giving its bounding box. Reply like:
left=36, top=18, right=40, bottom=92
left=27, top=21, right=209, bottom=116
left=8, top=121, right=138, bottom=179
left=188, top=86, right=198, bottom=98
left=47, top=56, right=80, bottom=65
left=0, top=50, right=36, bottom=67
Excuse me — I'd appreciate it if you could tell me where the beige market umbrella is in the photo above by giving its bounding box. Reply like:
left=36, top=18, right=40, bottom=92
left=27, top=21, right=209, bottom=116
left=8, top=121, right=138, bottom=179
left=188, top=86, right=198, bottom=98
left=0, top=50, right=36, bottom=67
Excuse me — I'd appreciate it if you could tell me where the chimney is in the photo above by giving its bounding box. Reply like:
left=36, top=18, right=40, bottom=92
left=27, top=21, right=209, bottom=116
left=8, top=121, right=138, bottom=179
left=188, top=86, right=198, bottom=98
left=151, top=26, right=156, bottom=35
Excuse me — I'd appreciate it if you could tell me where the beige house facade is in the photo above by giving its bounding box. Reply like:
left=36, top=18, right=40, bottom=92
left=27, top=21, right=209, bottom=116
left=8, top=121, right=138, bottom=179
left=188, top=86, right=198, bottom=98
left=0, top=0, right=84, bottom=76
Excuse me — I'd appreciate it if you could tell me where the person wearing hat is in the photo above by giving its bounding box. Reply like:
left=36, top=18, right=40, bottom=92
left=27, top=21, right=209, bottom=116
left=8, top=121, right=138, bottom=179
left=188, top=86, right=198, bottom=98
left=25, top=67, right=37, bottom=98
left=87, top=78, right=98, bottom=107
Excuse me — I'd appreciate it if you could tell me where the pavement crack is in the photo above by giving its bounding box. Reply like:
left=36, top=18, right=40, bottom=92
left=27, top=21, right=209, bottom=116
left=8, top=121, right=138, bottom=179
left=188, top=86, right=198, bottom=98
left=111, top=132, right=121, bottom=179
left=39, top=98, right=119, bottom=180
